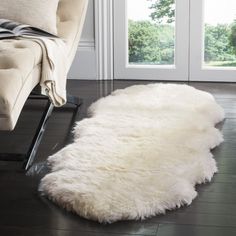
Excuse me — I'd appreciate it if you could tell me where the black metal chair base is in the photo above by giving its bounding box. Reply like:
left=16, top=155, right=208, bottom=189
left=0, top=93, right=82, bottom=170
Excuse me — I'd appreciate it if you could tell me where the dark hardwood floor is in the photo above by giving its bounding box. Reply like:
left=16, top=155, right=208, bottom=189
left=0, top=80, right=236, bottom=236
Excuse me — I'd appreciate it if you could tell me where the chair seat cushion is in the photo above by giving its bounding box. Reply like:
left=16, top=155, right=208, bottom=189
left=0, top=39, right=42, bottom=130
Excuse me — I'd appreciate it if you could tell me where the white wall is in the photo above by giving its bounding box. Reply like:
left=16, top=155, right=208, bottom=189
left=68, top=0, right=97, bottom=80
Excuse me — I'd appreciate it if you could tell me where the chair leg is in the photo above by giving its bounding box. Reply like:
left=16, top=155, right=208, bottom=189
left=67, top=94, right=83, bottom=106
left=0, top=98, right=54, bottom=170
left=0, top=94, right=82, bottom=170
left=23, top=100, right=54, bottom=170
left=64, top=95, right=83, bottom=145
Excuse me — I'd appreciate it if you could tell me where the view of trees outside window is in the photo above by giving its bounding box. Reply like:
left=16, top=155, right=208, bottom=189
left=204, top=0, right=236, bottom=67
left=128, top=0, right=236, bottom=67
left=128, top=0, right=175, bottom=65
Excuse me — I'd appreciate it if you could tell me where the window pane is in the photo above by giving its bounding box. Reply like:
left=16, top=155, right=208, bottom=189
left=127, top=0, right=176, bottom=65
left=204, top=0, right=236, bottom=67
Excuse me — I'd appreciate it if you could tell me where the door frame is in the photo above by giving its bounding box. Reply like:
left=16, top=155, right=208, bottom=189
left=94, top=0, right=114, bottom=80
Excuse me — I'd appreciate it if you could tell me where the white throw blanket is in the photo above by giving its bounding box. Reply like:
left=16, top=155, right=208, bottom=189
left=27, top=36, right=68, bottom=107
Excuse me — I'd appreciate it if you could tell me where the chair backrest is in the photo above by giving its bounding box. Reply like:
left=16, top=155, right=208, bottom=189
left=57, top=0, right=88, bottom=63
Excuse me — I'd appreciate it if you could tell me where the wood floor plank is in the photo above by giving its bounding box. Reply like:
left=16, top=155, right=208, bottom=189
left=211, top=173, right=236, bottom=183
left=0, top=226, right=148, bottom=236
left=196, top=182, right=236, bottom=194
left=147, top=211, right=236, bottom=227
left=0, top=211, right=158, bottom=235
left=175, top=202, right=236, bottom=216
left=156, top=224, right=236, bottom=236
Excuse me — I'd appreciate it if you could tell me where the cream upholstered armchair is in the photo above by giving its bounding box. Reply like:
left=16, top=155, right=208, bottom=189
left=0, top=0, right=88, bottom=169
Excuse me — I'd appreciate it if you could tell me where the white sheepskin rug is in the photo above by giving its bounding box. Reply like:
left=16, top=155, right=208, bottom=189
left=39, top=84, right=225, bottom=223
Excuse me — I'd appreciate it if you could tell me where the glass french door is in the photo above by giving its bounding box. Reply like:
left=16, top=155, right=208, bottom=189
left=190, top=0, right=236, bottom=81
left=114, top=0, right=236, bottom=81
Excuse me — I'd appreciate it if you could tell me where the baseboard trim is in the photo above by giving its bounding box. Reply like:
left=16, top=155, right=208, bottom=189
left=79, top=40, right=95, bottom=51
left=68, top=43, right=96, bottom=80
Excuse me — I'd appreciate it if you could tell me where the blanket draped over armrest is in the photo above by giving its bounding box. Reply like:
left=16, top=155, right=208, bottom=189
left=27, top=36, right=67, bottom=107
left=0, top=19, right=68, bottom=107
